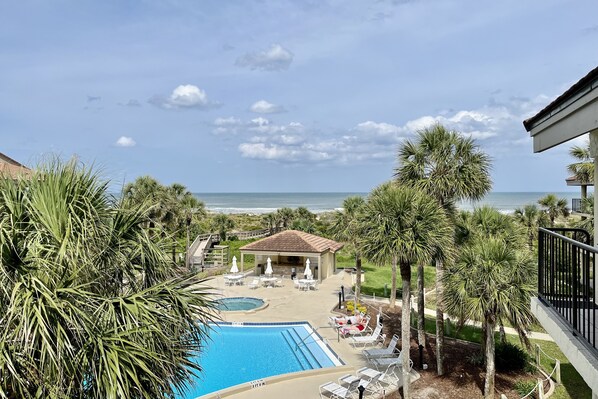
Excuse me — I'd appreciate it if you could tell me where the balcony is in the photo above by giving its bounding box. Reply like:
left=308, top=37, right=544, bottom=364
left=532, top=228, right=598, bottom=395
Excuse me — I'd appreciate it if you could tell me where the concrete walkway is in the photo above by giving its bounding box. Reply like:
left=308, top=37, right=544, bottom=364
left=200, top=271, right=414, bottom=399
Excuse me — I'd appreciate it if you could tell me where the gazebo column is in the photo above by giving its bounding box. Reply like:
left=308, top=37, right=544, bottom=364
left=318, top=254, right=322, bottom=283
left=241, top=253, right=244, bottom=273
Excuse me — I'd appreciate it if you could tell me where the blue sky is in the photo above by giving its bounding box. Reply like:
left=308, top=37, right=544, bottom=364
left=2, top=0, right=598, bottom=193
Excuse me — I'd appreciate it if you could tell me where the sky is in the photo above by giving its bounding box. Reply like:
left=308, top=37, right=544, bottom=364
left=2, top=0, right=598, bottom=193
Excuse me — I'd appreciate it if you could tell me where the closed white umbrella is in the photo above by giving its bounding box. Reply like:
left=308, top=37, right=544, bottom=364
left=230, top=256, right=239, bottom=274
left=304, top=259, right=312, bottom=279
left=265, top=257, right=273, bottom=275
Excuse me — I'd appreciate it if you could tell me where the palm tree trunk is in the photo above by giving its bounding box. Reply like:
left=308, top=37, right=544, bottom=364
left=435, top=258, right=445, bottom=375
left=481, top=322, right=487, bottom=366
left=401, top=262, right=412, bottom=399
left=355, top=253, right=362, bottom=306
left=484, top=316, right=496, bottom=399
left=172, top=240, right=177, bottom=263
left=390, top=256, right=398, bottom=309
left=417, top=262, right=426, bottom=346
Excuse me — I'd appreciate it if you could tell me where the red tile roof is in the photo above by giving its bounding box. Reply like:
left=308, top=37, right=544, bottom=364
left=0, top=153, right=31, bottom=179
left=240, top=229, right=344, bottom=254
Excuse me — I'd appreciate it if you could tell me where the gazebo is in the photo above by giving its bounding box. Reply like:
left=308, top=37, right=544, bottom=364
left=239, top=230, right=344, bottom=283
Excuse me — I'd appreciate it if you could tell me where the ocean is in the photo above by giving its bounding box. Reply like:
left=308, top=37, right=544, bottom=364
left=194, top=192, right=582, bottom=215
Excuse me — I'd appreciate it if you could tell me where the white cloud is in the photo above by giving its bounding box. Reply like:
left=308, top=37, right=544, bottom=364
left=149, top=84, right=219, bottom=110
left=353, top=121, right=407, bottom=144
left=238, top=142, right=331, bottom=162
left=250, top=100, right=286, bottom=114
left=228, top=94, right=550, bottom=165
left=235, top=44, right=294, bottom=71
left=214, top=116, right=242, bottom=126
left=115, top=136, right=136, bottom=147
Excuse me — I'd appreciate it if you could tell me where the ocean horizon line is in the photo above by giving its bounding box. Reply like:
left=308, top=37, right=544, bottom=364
left=193, top=190, right=582, bottom=194
left=195, top=191, right=586, bottom=215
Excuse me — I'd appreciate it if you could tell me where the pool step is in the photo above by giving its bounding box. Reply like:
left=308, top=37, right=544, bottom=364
left=280, top=329, right=322, bottom=370
left=280, top=330, right=311, bottom=370
left=288, top=328, right=321, bottom=369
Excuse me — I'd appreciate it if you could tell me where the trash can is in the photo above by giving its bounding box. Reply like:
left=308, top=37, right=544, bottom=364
left=291, top=267, right=296, bottom=280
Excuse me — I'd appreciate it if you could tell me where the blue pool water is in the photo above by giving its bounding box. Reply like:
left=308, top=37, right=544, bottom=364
left=215, top=297, right=264, bottom=311
left=177, top=323, right=341, bottom=398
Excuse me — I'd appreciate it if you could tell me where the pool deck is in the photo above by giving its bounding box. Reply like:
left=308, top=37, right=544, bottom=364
left=200, top=270, right=417, bottom=399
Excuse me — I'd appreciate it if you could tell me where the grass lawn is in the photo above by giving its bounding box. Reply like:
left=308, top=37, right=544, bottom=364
left=504, top=336, right=591, bottom=399
left=336, top=248, right=436, bottom=297
left=418, top=315, right=590, bottom=399
left=220, top=239, right=256, bottom=268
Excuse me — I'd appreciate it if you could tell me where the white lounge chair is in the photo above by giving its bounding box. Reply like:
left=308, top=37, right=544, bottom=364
left=337, top=374, right=362, bottom=391
left=319, top=381, right=354, bottom=399
left=338, top=315, right=371, bottom=337
left=363, top=334, right=399, bottom=360
left=357, top=363, right=400, bottom=389
left=370, top=350, right=413, bottom=371
left=248, top=278, right=260, bottom=289
left=349, top=323, right=384, bottom=347
left=339, top=369, right=381, bottom=396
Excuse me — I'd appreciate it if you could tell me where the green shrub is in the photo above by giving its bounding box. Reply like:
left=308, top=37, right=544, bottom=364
left=513, top=379, right=537, bottom=398
left=496, top=341, right=528, bottom=371
left=467, top=351, right=484, bottom=367
left=345, top=301, right=367, bottom=315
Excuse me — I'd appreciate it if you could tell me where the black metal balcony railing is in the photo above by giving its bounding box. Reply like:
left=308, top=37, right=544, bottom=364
left=571, top=198, right=583, bottom=213
left=538, top=228, right=597, bottom=353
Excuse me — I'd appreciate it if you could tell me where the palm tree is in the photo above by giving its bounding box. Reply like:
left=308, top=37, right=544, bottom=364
left=294, top=206, right=315, bottom=221
left=163, top=183, right=206, bottom=264
left=574, top=195, right=594, bottom=238
left=330, top=196, right=366, bottom=304
left=0, top=160, right=217, bottom=398
left=537, top=194, right=569, bottom=227
left=514, top=204, right=546, bottom=250
left=212, top=213, right=235, bottom=241
left=444, top=234, right=534, bottom=399
left=261, top=212, right=277, bottom=235
left=275, top=207, right=295, bottom=230
left=567, top=140, right=593, bottom=200
left=394, top=123, right=492, bottom=375
left=360, top=183, right=453, bottom=399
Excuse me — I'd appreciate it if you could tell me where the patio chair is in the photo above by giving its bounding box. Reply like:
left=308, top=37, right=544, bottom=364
left=357, top=363, right=400, bottom=389
left=223, top=276, right=233, bottom=286
left=318, top=381, right=354, bottom=399
left=337, top=374, right=361, bottom=391
left=235, top=277, right=244, bottom=285
left=349, top=323, right=384, bottom=348
left=340, top=369, right=382, bottom=396
left=248, top=278, right=260, bottom=289
left=275, top=278, right=283, bottom=287
left=362, top=334, right=399, bottom=360
left=294, top=279, right=307, bottom=291
left=370, top=350, right=413, bottom=371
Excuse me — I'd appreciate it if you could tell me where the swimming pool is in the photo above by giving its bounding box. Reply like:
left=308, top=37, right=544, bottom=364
left=177, top=322, right=342, bottom=398
left=215, top=297, right=265, bottom=311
